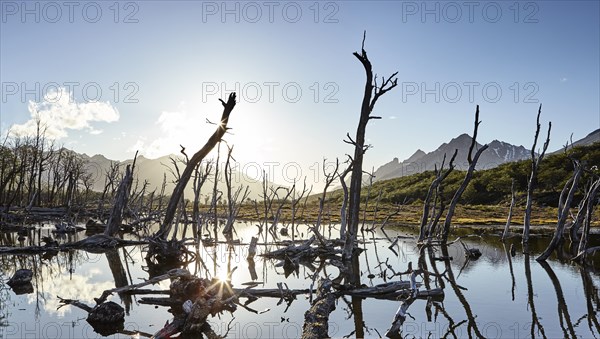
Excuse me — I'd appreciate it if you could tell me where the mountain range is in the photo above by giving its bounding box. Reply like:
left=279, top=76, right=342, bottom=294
left=78, top=128, right=599, bottom=195
left=549, top=128, right=600, bottom=154
left=372, top=129, right=600, bottom=182
left=80, top=153, right=273, bottom=200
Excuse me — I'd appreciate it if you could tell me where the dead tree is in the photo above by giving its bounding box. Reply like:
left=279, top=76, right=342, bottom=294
left=316, top=159, right=339, bottom=237
left=191, top=160, right=213, bottom=237
left=157, top=93, right=237, bottom=239
left=105, top=155, right=137, bottom=237
left=338, top=160, right=352, bottom=239
left=290, top=178, right=311, bottom=242
left=223, top=145, right=250, bottom=236
left=574, top=176, right=600, bottom=262
left=523, top=104, right=551, bottom=245
left=301, top=279, right=336, bottom=339
left=440, top=106, right=488, bottom=244
left=417, top=151, right=457, bottom=243
left=98, top=161, right=121, bottom=220
left=344, top=32, right=398, bottom=260
left=501, top=179, right=517, bottom=241
left=537, top=160, right=583, bottom=261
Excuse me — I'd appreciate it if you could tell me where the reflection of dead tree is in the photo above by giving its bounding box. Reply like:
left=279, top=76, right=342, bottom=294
left=343, top=32, right=398, bottom=261
left=503, top=242, right=516, bottom=301
left=579, top=267, right=600, bottom=335
left=523, top=105, right=551, bottom=246
left=524, top=253, right=546, bottom=338
left=441, top=106, right=488, bottom=244
left=539, top=260, right=577, bottom=338
left=441, top=245, right=485, bottom=338
left=105, top=249, right=132, bottom=313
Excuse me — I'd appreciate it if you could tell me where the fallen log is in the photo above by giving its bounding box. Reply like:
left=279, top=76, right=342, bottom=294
left=260, top=236, right=315, bottom=258
left=131, top=280, right=442, bottom=303
left=95, top=268, right=189, bottom=304
left=385, top=270, right=419, bottom=338
left=0, top=234, right=147, bottom=254
left=302, top=278, right=336, bottom=339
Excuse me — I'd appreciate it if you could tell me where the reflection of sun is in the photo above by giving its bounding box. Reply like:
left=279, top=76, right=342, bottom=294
left=216, top=267, right=229, bottom=282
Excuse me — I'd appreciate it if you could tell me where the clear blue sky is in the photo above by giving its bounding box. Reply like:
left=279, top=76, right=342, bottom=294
left=1, top=1, right=599, bottom=186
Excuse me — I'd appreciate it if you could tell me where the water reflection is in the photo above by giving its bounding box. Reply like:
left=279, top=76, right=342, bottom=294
left=524, top=252, right=546, bottom=338
left=0, top=222, right=599, bottom=338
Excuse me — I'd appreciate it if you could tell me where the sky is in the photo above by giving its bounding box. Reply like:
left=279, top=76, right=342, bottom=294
left=1, top=0, right=599, bottom=187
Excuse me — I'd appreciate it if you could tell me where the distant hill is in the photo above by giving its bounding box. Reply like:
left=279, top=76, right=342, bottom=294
left=373, top=134, right=531, bottom=181
left=550, top=128, right=600, bottom=154
left=80, top=153, right=279, bottom=200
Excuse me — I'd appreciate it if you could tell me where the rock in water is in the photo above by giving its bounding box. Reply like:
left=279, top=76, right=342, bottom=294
left=7, top=269, right=33, bottom=286
left=86, top=301, right=125, bottom=336
left=7, top=269, right=34, bottom=295
left=466, top=248, right=482, bottom=260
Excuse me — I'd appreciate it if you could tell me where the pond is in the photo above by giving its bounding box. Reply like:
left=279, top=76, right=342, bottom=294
left=1, top=221, right=598, bottom=338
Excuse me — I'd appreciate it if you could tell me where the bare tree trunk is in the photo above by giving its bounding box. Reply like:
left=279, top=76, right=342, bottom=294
left=569, top=175, right=596, bottom=243
left=441, top=106, right=488, bottom=244
left=537, top=161, right=583, bottom=261
left=575, top=176, right=599, bottom=262
left=105, top=158, right=136, bottom=237
left=523, top=105, right=551, bottom=246
left=339, top=162, right=351, bottom=239
left=501, top=179, right=517, bottom=241
left=417, top=151, right=456, bottom=243
left=291, top=178, right=310, bottom=243
left=157, top=93, right=237, bottom=239
left=344, top=33, right=398, bottom=260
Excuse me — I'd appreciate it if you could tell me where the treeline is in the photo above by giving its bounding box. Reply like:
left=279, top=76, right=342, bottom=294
left=0, top=121, right=120, bottom=212
left=344, top=142, right=600, bottom=207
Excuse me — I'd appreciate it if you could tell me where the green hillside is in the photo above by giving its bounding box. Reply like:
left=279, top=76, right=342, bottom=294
left=330, top=142, right=600, bottom=208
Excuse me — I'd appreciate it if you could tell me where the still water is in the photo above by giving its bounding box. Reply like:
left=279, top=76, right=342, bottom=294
left=0, top=221, right=598, bottom=338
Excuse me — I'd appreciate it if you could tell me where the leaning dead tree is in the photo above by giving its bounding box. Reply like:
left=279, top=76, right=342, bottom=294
left=537, top=159, right=583, bottom=261
left=343, top=32, right=398, bottom=261
left=440, top=106, right=488, bottom=244
left=501, top=179, right=517, bottom=241
left=574, top=174, right=600, bottom=262
left=523, top=104, right=551, bottom=246
left=156, top=93, right=236, bottom=239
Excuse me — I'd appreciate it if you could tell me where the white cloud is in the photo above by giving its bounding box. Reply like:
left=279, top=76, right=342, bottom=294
left=26, top=268, right=114, bottom=316
left=132, top=102, right=215, bottom=158
left=560, top=77, right=568, bottom=82
left=10, top=87, right=119, bottom=139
